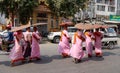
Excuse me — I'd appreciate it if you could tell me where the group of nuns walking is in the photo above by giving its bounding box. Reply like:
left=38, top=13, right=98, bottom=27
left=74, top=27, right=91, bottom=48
left=8, top=24, right=103, bottom=66
left=58, top=24, right=103, bottom=63
left=9, top=26, right=41, bottom=66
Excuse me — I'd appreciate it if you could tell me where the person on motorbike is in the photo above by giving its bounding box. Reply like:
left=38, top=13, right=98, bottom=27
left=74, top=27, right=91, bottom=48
left=1, top=25, right=14, bottom=52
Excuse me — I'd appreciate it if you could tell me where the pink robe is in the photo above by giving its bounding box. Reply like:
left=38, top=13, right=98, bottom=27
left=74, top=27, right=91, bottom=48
left=94, top=32, right=103, bottom=54
left=9, top=32, right=24, bottom=61
left=30, top=32, right=41, bottom=58
left=70, top=31, right=85, bottom=59
left=23, top=31, right=32, bottom=58
left=58, top=30, right=70, bottom=55
left=85, top=32, right=94, bottom=55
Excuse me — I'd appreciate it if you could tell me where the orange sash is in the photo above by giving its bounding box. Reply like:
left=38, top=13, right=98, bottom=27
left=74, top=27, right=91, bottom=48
left=85, top=32, right=91, bottom=37
left=73, top=32, right=77, bottom=44
left=73, top=32, right=85, bottom=44
left=60, top=31, right=67, bottom=41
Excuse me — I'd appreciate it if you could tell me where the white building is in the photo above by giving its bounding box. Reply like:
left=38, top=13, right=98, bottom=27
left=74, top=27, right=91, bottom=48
left=117, top=0, right=120, bottom=15
left=87, top=0, right=117, bottom=21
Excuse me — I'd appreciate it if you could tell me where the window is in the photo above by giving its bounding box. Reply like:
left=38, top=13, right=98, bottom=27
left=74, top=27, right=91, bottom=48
left=51, top=20, right=53, bottom=28
left=56, top=20, right=59, bottom=27
left=37, top=19, right=47, bottom=23
left=97, top=5, right=105, bottom=11
left=109, top=0, right=115, bottom=5
left=97, top=0, right=102, bottom=3
left=105, top=0, right=109, bottom=4
left=118, top=3, right=120, bottom=8
left=108, top=6, right=115, bottom=12
left=37, top=13, right=47, bottom=18
left=107, top=28, right=115, bottom=33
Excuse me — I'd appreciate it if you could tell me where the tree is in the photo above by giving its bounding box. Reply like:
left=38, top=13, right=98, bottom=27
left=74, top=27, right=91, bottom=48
left=0, top=0, right=38, bottom=25
left=46, top=0, right=62, bottom=17
left=0, top=0, right=20, bottom=25
left=19, top=0, right=38, bottom=24
left=46, top=0, right=88, bottom=18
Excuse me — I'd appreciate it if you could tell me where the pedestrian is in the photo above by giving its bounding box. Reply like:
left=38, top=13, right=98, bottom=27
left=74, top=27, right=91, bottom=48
left=1, top=25, right=14, bottom=52
left=70, top=29, right=85, bottom=63
left=93, top=28, right=103, bottom=57
left=30, top=26, right=41, bottom=60
left=85, top=29, right=94, bottom=58
left=23, top=27, right=32, bottom=61
left=58, top=24, right=70, bottom=58
left=9, top=30, right=24, bottom=66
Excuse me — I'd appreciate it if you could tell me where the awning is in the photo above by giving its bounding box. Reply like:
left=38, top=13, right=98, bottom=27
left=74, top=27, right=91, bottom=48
left=104, top=20, right=120, bottom=24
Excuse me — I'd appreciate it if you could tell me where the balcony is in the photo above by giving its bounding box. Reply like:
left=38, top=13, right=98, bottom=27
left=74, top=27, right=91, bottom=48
left=96, top=0, right=115, bottom=6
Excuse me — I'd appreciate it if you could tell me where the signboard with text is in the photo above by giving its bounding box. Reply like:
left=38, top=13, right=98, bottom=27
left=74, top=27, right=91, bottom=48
left=110, top=15, right=120, bottom=21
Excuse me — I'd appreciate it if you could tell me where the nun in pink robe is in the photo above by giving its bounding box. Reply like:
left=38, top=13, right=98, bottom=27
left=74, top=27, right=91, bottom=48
left=85, top=30, right=94, bottom=58
left=58, top=25, right=70, bottom=58
left=23, top=27, right=32, bottom=59
left=94, top=28, right=103, bottom=57
left=30, top=26, right=41, bottom=60
left=70, top=29, right=85, bottom=63
left=9, top=30, right=24, bottom=66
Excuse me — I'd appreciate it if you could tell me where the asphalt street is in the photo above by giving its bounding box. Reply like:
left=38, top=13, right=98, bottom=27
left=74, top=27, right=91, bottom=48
left=0, top=39, right=120, bottom=73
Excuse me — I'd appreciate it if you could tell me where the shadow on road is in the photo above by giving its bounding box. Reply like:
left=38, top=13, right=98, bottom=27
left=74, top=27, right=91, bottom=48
left=50, top=55, right=64, bottom=60
left=33, top=55, right=71, bottom=64
left=82, top=56, right=104, bottom=62
left=0, top=61, right=10, bottom=67
left=33, top=55, right=53, bottom=64
left=103, top=52, right=116, bottom=56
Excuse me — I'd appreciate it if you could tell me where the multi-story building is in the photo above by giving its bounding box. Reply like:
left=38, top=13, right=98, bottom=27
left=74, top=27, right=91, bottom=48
left=87, top=0, right=117, bottom=21
left=117, top=0, right=120, bottom=15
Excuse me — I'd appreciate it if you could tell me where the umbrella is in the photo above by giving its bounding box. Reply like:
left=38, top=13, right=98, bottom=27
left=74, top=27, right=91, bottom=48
left=32, top=23, right=47, bottom=26
left=83, top=24, right=94, bottom=30
left=93, top=24, right=102, bottom=29
left=101, top=25, right=109, bottom=28
left=59, top=22, right=73, bottom=26
left=11, top=23, right=47, bottom=32
left=75, top=23, right=94, bottom=30
left=74, top=23, right=85, bottom=29
left=11, top=24, right=31, bottom=32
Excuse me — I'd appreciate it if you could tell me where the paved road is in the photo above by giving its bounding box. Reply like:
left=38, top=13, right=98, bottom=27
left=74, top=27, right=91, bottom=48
left=0, top=40, right=120, bottom=73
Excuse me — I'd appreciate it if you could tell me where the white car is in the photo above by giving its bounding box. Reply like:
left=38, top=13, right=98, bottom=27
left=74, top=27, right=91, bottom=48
left=48, top=27, right=77, bottom=43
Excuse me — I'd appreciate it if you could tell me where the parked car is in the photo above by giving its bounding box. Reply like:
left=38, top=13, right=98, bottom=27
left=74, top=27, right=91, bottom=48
left=48, top=27, right=77, bottom=43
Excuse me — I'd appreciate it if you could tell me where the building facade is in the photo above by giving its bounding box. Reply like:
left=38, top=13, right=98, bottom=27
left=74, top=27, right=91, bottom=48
left=87, top=0, right=117, bottom=21
left=117, top=0, right=120, bottom=15
left=32, top=0, right=62, bottom=34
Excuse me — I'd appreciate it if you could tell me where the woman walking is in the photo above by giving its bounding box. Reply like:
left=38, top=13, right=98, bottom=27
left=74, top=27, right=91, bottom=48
left=23, top=27, right=32, bottom=61
left=85, top=30, right=94, bottom=58
left=70, top=29, right=85, bottom=63
left=9, top=30, right=24, bottom=66
left=93, top=28, right=103, bottom=57
left=58, top=24, right=70, bottom=58
left=30, top=26, right=41, bottom=60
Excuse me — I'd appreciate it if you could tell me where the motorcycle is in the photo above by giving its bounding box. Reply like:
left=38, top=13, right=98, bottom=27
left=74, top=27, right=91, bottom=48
left=0, top=35, right=14, bottom=52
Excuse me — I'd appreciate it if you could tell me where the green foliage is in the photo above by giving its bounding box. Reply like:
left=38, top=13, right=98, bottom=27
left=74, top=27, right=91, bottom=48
left=46, top=0, right=88, bottom=18
left=0, top=0, right=38, bottom=24
left=19, top=0, right=38, bottom=24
